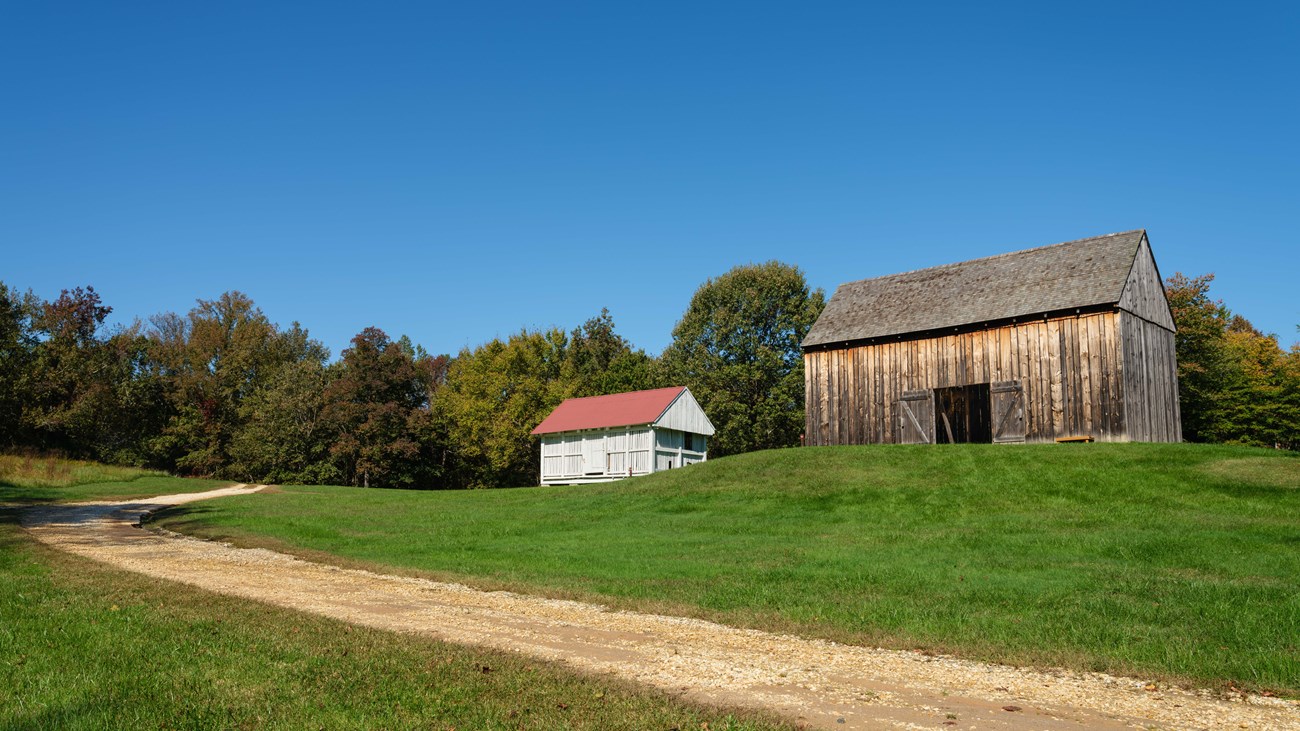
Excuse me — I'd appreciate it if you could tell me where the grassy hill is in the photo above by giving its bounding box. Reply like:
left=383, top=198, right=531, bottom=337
left=1, top=456, right=782, bottom=729
left=154, top=442, right=1300, bottom=695
left=0, top=454, right=232, bottom=502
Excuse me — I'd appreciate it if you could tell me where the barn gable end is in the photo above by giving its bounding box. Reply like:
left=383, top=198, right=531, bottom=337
left=654, top=388, right=717, bottom=436
left=803, top=230, right=1181, bottom=446
left=1117, top=234, right=1176, bottom=332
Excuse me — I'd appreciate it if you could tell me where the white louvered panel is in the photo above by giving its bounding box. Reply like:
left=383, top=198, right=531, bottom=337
left=542, top=456, right=564, bottom=477
left=563, top=455, right=582, bottom=475
left=629, top=430, right=651, bottom=451
left=629, top=450, right=650, bottom=473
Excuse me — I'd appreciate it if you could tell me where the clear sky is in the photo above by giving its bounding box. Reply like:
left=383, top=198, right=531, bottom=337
left=3, top=2, right=1297, bottom=357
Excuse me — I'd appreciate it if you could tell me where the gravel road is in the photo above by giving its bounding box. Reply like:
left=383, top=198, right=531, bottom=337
left=19, top=487, right=1299, bottom=730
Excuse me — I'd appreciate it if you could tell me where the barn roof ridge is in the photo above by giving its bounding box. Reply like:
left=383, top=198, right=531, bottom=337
left=802, top=229, right=1150, bottom=348
left=831, top=229, right=1147, bottom=289
left=548, top=385, right=685, bottom=404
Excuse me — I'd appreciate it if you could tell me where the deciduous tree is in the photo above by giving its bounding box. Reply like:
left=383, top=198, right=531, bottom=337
left=437, top=329, right=568, bottom=487
left=229, top=328, right=336, bottom=485
left=0, top=282, right=38, bottom=448
left=560, top=308, right=660, bottom=398
left=322, top=327, right=433, bottom=488
left=661, top=262, right=824, bottom=456
left=1165, top=273, right=1230, bottom=443
left=1166, top=273, right=1300, bottom=448
left=22, top=286, right=115, bottom=455
left=148, top=292, right=287, bottom=475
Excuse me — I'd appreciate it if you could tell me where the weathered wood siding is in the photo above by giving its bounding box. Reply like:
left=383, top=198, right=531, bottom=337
left=1118, top=311, right=1182, bottom=443
left=1114, top=233, right=1181, bottom=442
left=804, top=311, right=1132, bottom=445
left=1117, top=235, right=1176, bottom=331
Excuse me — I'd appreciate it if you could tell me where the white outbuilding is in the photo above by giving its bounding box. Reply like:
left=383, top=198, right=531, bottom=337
left=531, top=386, right=716, bottom=485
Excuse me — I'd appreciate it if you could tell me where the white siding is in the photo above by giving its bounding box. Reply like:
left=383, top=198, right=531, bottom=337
left=539, top=426, right=658, bottom=484
left=629, top=430, right=652, bottom=473
left=607, top=431, right=627, bottom=452
left=606, top=431, right=626, bottom=473
left=656, top=429, right=681, bottom=449
left=541, top=436, right=565, bottom=479
left=563, top=434, right=582, bottom=476
left=654, top=388, right=716, bottom=435
left=652, top=428, right=708, bottom=475
left=630, top=430, right=651, bottom=449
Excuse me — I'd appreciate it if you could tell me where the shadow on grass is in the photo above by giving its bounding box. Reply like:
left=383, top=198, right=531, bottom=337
left=0, top=478, right=62, bottom=505
left=1203, top=477, right=1300, bottom=501
left=0, top=506, right=25, bottom=542
left=146, top=503, right=211, bottom=523
left=3, top=699, right=107, bottom=731
left=143, top=503, right=235, bottom=540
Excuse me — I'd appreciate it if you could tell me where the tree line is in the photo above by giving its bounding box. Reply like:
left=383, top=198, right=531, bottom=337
left=1164, top=274, right=1299, bottom=450
left=0, top=262, right=826, bottom=488
left=2, top=266, right=1294, bottom=488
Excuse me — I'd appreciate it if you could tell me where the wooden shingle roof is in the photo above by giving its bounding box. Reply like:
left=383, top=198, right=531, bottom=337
left=802, top=230, right=1148, bottom=348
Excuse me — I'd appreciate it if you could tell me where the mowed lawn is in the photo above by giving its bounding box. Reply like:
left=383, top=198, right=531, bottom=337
left=0, top=461, right=786, bottom=730
left=155, top=443, right=1300, bottom=695
left=0, top=523, right=785, bottom=731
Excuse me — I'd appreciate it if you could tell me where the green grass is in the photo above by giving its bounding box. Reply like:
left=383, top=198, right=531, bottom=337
left=154, top=443, right=1300, bottom=695
left=0, top=454, right=233, bottom=503
left=0, top=518, right=786, bottom=730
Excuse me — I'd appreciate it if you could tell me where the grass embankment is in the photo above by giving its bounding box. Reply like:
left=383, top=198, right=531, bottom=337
left=1, top=466, right=785, bottom=730
left=155, top=443, right=1300, bottom=695
left=0, top=454, right=232, bottom=502
left=0, top=524, right=782, bottom=730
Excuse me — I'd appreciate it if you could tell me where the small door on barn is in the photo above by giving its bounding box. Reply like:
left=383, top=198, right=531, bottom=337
left=581, top=434, right=607, bottom=474
left=896, top=389, right=935, bottom=444
left=991, top=380, right=1027, bottom=443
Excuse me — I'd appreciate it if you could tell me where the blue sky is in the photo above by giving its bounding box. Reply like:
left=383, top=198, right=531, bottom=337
left=3, top=2, right=1297, bottom=356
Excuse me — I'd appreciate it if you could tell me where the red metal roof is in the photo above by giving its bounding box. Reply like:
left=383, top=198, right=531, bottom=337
left=530, top=386, right=686, bottom=435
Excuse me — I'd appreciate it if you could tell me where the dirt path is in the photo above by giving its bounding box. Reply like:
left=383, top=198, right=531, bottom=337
left=20, top=487, right=1299, bottom=731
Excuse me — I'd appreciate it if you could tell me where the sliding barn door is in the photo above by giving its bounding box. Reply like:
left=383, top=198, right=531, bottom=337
left=991, top=380, right=1027, bottom=443
left=897, top=389, right=935, bottom=444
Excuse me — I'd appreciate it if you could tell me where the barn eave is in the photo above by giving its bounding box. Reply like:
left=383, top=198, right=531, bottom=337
left=800, top=302, right=1121, bottom=353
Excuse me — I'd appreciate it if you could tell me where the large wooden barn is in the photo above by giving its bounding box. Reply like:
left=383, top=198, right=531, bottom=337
left=531, top=386, right=715, bottom=485
left=802, top=230, right=1181, bottom=445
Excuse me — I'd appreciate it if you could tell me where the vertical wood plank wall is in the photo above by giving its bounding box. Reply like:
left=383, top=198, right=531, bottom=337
left=804, top=311, right=1137, bottom=445
left=1119, top=311, right=1183, bottom=443
left=1117, top=238, right=1177, bottom=331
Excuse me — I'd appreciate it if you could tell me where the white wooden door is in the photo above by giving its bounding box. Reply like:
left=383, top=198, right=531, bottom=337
left=581, top=434, right=607, bottom=474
